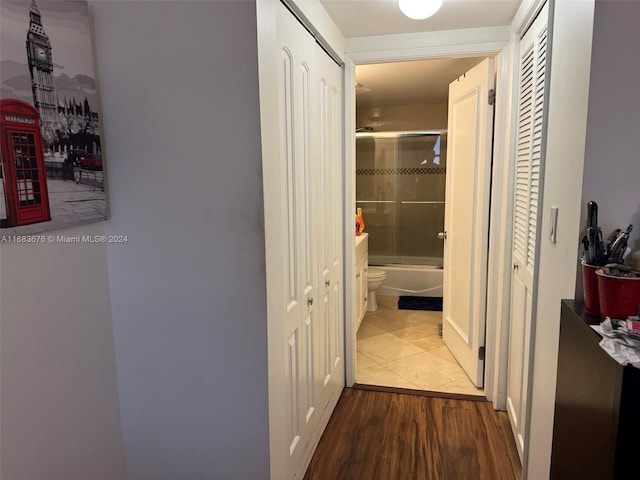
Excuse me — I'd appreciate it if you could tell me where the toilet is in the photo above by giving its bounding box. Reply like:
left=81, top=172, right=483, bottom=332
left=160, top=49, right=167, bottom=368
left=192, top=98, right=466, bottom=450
left=367, top=267, right=387, bottom=312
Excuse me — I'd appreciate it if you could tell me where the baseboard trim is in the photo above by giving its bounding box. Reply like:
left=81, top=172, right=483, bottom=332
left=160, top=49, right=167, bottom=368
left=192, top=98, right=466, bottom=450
left=353, top=382, right=488, bottom=402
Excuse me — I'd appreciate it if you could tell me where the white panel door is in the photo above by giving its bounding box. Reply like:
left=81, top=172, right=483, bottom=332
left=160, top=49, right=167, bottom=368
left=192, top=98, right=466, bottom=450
left=267, top=3, right=344, bottom=479
left=506, top=2, right=549, bottom=460
left=274, top=10, right=318, bottom=475
left=442, top=58, right=495, bottom=388
left=317, top=46, right=345, bottom=415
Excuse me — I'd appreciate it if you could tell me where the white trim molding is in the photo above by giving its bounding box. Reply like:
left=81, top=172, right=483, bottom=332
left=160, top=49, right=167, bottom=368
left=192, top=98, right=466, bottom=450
left=343, top=28, right=514, bottom=403
left=287, top=0, right=346, bottom=62
left=485, top=32, right=519, bottom=412
left=343, top=57, right=357, bottom=387
left=511, top=0, right=549, bottom=35
left=345, top=26, right=511, bottom=63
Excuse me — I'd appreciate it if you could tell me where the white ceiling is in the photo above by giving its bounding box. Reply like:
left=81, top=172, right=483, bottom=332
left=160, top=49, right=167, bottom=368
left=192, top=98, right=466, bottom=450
left=319, top=0, right=521, bottom=39
left=356, top=57, right=485, bottom=107
left=318, top=1, right=521, bottom=108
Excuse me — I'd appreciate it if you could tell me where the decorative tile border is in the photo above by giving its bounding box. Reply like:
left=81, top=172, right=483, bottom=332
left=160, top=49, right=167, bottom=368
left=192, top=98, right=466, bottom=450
left=356, top=167, right=446, bottom=176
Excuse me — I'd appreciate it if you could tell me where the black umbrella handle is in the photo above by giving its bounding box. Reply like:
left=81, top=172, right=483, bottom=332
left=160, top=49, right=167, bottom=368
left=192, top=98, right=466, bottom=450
left=587, top=201, right=598, bottom=229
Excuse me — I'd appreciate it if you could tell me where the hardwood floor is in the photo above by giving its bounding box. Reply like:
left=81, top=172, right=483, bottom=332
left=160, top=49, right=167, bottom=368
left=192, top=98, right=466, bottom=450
left=304, top=388, right=520, bottom=480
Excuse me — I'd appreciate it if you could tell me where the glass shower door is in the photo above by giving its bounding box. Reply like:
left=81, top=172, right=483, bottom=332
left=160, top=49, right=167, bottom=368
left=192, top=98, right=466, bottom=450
left=356, top=131, right=446, bottom=266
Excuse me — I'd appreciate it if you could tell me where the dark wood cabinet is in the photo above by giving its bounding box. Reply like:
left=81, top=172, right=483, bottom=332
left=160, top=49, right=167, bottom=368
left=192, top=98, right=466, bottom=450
left=551, top=300, right=640, bottom=479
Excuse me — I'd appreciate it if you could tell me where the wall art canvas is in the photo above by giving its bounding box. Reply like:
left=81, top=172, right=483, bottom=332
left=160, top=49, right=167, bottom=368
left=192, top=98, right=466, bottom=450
left=1, top=0, right=107, bottom=236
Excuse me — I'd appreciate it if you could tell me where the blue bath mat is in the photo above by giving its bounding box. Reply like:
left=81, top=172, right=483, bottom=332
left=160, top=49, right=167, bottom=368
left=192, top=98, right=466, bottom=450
left=398, top=296, right=443, bottom=311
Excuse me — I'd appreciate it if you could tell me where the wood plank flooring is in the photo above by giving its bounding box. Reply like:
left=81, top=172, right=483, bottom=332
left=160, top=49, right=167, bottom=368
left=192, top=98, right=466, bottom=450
left=304, top=388, right=520, bottom=480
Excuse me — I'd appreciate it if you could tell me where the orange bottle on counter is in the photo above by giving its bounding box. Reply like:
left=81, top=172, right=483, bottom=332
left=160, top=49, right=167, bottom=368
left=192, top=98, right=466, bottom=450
left=357, top=208, right=365, bottom=235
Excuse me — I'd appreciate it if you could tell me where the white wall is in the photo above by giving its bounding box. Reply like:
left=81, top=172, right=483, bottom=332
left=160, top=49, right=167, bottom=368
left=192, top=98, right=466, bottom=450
left=356, top=103, right=448, bottom=131
left=91, top=1, right=270, bottom=478
left=580, top=0, right=640, bottom=265
left=525, top=1, right=595, bottom=478
left=0, top=222, right=125, bottom=480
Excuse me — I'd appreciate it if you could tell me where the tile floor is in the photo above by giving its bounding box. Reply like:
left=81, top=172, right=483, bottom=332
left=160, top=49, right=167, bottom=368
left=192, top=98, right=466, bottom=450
left=356, top=295, right=485, bottom=397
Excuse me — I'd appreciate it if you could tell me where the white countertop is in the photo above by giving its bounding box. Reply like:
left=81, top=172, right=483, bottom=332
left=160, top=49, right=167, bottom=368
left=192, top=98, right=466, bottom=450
left=355, top=232, right=368, bottom=263
left=355, top=232, right=368, bottom=247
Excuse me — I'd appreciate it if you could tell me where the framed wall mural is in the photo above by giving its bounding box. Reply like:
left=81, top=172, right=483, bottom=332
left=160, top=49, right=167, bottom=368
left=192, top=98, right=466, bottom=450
left=0, top=0, right=107, bottom=236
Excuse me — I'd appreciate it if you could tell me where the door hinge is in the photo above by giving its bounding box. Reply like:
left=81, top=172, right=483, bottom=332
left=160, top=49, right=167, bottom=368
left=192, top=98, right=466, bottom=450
left=479, top=346, right=485, bottom=361
left=488, top=89, right=496, bottom=106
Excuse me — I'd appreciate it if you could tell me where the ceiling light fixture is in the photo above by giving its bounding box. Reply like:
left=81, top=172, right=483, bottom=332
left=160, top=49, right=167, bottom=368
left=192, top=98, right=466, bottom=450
left=398, top=0, right=443, bottom=20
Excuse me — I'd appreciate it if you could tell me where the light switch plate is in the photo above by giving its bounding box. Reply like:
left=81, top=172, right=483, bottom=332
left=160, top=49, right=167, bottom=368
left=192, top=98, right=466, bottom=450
left=550, top=207, right=559, bottom=244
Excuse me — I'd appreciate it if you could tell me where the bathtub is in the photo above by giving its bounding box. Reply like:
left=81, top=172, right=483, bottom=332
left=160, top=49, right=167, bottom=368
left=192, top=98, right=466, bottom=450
left=374, top=264, right=443, bottom=297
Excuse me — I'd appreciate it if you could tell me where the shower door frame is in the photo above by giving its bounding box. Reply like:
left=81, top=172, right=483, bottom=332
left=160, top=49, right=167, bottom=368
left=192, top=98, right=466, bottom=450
left=355, top=130, right=447, bottom=268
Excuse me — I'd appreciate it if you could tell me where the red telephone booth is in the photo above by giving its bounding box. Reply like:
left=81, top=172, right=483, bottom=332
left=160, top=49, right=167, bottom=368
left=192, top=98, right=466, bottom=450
left=1, top=99, right=51, bottom=227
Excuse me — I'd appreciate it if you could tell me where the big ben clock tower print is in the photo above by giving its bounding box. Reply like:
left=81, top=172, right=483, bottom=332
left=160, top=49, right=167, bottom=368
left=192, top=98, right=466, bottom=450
left=25, top=0, right=58, bottom=148
left=2, top=0, right=107, bottom=235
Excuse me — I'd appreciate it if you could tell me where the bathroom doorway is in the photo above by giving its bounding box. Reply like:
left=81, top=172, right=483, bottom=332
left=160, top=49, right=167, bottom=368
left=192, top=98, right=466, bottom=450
left=354, top=57, right=490, bottom=397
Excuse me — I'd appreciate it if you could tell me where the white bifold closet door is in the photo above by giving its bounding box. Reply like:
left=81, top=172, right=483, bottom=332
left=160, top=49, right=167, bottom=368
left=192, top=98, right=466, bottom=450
left=263, top=2, right=344, bottom=479
left=506, top=1, right=549, bottom=461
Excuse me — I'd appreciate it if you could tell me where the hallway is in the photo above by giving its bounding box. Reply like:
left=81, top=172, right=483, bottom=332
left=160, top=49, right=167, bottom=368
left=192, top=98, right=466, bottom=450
left=304, top=388, right=520, bottom=479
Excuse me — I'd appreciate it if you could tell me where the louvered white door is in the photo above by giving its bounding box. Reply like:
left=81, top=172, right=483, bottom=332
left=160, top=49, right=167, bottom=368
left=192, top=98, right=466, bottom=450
left=265, top=3, right=344, bottom=479
left=506, top=2, right=549, bottom=460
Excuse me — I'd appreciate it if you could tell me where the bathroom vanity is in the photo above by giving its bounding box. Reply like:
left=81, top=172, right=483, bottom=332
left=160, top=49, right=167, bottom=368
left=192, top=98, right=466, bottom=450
left=355, top=233, right=368, bottom=330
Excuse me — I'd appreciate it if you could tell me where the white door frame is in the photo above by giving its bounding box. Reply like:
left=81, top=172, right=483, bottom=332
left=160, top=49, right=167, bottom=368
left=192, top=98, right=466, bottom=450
left=485, top=0, right=550, bottom=411
left=276, top=0, right=555, bottom=475
left=342, top=0, right=548, bottom=412
left=343, top=27, right=513, bottom=406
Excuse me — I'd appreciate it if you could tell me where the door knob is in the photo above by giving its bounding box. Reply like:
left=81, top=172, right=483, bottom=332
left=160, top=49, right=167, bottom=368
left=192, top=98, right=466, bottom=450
left=438, top=231, right=447, bottom=240
left=308, top=297, right=314, bottom=306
